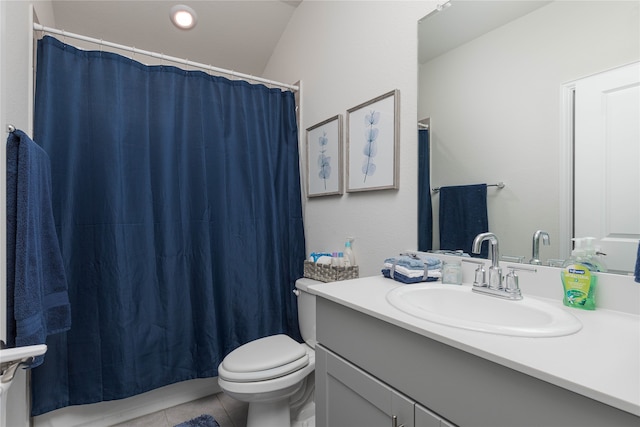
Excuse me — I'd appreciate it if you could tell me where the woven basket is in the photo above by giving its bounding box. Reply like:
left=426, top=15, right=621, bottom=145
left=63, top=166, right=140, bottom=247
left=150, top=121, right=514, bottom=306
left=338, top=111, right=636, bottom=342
left=303, top=260, right=359, bottom=282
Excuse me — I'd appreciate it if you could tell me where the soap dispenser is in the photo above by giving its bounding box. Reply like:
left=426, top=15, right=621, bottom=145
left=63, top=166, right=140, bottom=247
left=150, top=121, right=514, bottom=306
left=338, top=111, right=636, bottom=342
left=344, top=237, right=356, bottom=266
left=561, top=238, right=597, bottom=310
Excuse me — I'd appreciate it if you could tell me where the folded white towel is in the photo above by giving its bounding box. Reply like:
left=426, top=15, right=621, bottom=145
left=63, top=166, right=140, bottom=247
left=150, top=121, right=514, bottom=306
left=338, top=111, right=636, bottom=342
left=316, top=256, right=333, bottom=265
left=383, top=262, right=441, bottom=279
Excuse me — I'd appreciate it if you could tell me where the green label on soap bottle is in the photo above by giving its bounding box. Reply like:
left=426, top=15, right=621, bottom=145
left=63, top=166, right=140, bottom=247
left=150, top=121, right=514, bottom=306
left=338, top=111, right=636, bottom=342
left=561, top=263, right=596, bottom=310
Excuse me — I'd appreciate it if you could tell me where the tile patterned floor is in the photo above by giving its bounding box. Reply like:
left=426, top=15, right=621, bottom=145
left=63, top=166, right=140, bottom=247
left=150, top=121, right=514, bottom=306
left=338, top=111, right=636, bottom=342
left=112, top=392, right=248, bottom=427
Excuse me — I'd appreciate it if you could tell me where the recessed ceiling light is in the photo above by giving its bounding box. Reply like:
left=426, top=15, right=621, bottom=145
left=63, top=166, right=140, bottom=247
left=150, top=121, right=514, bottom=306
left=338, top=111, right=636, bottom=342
left=170, top=5, right=197, bottom=30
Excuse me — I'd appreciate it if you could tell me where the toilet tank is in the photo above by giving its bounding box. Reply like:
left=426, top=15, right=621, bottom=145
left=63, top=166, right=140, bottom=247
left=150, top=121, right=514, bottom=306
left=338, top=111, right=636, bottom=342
left=295, top=278, right=320, bottom=348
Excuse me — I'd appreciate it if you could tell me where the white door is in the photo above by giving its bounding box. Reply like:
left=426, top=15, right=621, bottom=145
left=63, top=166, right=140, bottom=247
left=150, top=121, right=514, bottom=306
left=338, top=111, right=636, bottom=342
left=574, top=61, right=640, bottom=273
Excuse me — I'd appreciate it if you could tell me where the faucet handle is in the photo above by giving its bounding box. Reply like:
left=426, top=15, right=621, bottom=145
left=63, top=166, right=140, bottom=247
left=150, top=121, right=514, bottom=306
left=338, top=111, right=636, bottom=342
left=505, top=266, right=537, bottom=294
left=462, top=259, right=486, bottom=287
left=474, top=265, right=487, bottom=287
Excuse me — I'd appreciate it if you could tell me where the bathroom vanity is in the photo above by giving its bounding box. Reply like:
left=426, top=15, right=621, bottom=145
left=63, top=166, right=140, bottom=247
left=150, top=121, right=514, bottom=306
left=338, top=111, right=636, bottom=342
left=311, top=272, right=640, bottom=427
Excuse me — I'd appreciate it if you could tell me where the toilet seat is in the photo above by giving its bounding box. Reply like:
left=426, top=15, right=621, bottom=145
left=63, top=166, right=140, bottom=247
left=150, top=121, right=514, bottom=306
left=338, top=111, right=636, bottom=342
left=219, top=334, right=309, bottom=383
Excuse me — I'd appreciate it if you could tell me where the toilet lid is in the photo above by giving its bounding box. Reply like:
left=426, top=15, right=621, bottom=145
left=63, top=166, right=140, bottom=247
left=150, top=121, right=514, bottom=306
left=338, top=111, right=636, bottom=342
left=219, top=334, right=309, bottom=382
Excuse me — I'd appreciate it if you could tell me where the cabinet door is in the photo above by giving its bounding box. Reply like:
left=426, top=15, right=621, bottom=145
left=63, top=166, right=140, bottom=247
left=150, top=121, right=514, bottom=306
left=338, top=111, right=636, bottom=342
left=316, top=345, right=414, bottom=427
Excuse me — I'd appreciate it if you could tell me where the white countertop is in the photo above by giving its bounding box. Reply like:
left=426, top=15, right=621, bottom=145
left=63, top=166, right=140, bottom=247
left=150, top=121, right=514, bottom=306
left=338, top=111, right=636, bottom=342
left=308, top=275, right=640, bottom=417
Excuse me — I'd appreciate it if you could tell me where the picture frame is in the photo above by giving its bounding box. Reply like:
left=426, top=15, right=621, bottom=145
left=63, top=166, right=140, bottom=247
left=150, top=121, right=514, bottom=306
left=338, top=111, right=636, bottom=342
left=346, top=89, right=399, bottom=192
left=306, top=114, right=343, bottom=197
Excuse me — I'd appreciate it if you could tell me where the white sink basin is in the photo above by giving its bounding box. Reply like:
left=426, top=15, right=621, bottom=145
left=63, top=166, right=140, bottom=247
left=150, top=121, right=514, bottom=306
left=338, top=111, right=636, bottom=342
left=386, top=284, right=582, bottom=337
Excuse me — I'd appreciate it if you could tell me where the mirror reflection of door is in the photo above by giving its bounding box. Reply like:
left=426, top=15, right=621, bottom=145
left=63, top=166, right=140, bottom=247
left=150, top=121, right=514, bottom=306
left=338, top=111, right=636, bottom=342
left=573, top=61, right=640, bottom=273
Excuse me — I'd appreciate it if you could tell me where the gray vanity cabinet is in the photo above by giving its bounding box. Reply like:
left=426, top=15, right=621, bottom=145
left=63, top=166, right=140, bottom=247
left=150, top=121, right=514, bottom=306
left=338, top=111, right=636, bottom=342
left=316, top=344, right=452, bottom=427
left=315, top=296, right=639, bottom=427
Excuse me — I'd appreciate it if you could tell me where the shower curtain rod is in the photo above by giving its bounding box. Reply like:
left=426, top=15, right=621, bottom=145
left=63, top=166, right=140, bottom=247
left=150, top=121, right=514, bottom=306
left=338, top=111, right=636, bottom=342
left=33, top=23, right=299, bottom=92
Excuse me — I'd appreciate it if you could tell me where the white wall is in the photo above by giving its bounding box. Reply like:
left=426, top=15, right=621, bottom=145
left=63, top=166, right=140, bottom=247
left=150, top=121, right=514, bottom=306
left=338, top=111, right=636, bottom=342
left=419, top=0, right=640, bottom=262
left=264, top=0, right=436, bottom=277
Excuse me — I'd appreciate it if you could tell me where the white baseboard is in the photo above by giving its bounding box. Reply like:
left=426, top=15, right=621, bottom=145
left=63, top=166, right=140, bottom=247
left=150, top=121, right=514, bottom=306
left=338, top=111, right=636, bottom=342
left=33, top=377, right=221, bottom=427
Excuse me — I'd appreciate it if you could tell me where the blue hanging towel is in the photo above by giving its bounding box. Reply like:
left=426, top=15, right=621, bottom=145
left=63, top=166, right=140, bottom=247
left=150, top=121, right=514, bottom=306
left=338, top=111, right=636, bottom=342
left=6, top=129, right=70, bottom=367
left=439, top=184, right=489, bottom=258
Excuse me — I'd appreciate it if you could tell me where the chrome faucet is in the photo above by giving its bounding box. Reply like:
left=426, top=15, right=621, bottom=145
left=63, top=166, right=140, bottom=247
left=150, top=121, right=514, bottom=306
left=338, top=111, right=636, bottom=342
left=469, top=232, right=532, bottom=300
left=530, top=230, right=550, bottom=265
left=472, top=232, right=502, bottom=289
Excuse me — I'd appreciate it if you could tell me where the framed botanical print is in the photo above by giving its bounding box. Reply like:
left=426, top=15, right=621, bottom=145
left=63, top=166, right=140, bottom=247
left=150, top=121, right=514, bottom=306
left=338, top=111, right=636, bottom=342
left=346, top=90, right=399, bottom=192
left=306, top=114, right=343, bottom=197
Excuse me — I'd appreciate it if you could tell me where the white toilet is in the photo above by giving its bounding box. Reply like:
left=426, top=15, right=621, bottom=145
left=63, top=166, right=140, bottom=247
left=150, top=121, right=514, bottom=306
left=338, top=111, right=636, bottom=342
left=217, top=278, right=319, bottom=427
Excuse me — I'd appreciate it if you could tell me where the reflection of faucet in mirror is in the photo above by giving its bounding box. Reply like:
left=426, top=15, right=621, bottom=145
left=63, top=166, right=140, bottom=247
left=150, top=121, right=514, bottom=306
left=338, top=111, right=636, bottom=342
left=530, top=230, right=550, bottom=266
left=472, top=232, right=501, bottom=290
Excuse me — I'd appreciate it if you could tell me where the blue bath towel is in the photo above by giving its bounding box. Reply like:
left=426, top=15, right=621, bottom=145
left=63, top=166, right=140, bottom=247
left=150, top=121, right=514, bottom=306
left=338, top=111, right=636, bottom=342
left=381, top=268, right=440, bottom=284
left=383, top=253, right=442, bottom=270
left=6, top=129, right=70, bottom=367
left=635, top=241, right=640, bottom=283
left=439, top=184, right=489, bottom=258
left=382, top=253, right=442, bottom=284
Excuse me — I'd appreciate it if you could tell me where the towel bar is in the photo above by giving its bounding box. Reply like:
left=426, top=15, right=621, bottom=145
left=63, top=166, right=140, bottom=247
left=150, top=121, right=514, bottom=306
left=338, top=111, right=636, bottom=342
left=432, top=181, right=505, bottom=193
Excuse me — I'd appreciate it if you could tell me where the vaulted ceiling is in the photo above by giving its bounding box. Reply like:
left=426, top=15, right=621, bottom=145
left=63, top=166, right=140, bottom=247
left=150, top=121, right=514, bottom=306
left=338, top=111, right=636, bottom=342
left=46, top=1, right=301, bottom=77
left=45, top=1, right=554, bottom=79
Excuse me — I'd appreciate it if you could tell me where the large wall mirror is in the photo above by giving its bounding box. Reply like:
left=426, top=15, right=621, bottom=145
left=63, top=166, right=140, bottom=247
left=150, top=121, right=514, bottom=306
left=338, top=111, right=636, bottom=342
left=418, top=0, right=639, bottom=274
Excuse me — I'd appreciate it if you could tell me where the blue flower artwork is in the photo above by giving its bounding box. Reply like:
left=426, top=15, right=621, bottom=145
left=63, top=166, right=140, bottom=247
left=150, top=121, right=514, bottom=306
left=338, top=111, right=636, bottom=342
left=317, top=131, right=332, bottom=189
left=362, top=110, right=380, bottom=182
left=347, top=90, right=398, bottom=192
left=307, top=115, right=342, bottom=197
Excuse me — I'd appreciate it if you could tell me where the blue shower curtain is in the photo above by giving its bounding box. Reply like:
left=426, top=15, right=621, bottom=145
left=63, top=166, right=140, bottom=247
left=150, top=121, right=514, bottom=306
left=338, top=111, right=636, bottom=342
left=418, top=129, right=432, bottom=251
left=30, top=36, right=305, bottom=415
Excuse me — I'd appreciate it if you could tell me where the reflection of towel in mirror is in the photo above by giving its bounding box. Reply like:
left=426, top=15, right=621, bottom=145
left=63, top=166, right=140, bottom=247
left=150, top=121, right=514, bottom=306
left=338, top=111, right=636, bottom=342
left=6, top=129, right=70, bottom=367
left=635, top=241, right=640, bottom=283
left=439, top=184, right=489, bottom=258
